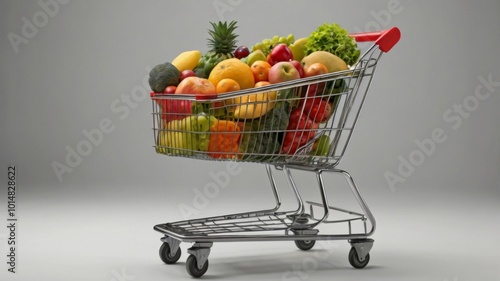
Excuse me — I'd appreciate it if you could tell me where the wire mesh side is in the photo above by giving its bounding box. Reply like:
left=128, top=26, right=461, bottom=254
left=151, top=46, right=383, bottom=168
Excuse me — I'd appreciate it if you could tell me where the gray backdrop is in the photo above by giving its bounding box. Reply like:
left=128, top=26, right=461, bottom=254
left=1, top=0, right=499, bottom=280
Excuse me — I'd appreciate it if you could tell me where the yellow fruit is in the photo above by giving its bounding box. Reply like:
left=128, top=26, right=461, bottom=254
left=301, top=51, right=348, bottom=73
left=289, top=37, right=308, bottom=61
left=233, top=91, right=277, bottom=119
left=208, top=58, right=255, bottom=90
left=171, top=50, right=202, bottom=72
left=216, top=78, right=240, bottom=94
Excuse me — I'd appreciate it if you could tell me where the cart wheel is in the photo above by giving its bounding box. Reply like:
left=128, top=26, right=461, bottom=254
left=186, top=254, right=209, bottom=278
left=295, top=240, right=316, bottom=251
left=348, top=247, right=370, bottom=269
left=159, top=242, right=181, bottom=264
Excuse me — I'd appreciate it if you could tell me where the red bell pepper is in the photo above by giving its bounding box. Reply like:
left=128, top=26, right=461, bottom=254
left=302, top=97, right=332, bottom=123
left=152, top=89, right=193, bottom=122
left=281, top=108, right=319, bottom=154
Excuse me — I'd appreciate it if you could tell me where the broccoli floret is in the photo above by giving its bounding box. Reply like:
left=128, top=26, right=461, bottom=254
left=148, top=62, right=180, bottom=93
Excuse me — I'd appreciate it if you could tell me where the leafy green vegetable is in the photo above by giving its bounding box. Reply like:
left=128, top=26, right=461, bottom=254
left=305, top=23, right=360, bottom=66
left=239, top=89, right=294, bottom=161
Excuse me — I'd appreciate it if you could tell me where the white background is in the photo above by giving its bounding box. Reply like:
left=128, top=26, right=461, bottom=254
left=1, top=0, right=499, bottom=280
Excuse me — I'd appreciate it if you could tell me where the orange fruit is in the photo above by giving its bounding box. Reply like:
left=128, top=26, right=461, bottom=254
left=255, top=81, right=271, bottom=87
left=216, top=78, right=241, bottom=94
left=208, top=58, right=255, bottom=90
left=250, top=60, right=271, bottom=82
left=304, top=62, right=329, bottom=77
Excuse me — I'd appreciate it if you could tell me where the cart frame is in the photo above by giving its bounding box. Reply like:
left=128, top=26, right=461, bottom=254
left=151, top=27, right=401, bottom=277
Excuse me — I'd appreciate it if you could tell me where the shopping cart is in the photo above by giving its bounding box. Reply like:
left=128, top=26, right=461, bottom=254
left=150, top=27, right=401, bottom=278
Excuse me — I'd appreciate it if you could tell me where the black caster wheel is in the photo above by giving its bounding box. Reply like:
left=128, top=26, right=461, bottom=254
left=186, top=254, right=209, bottom=278
left=348, top=247, right=370, bottom=269
left=159, top=242, right=181, bottom=264
left=294, top=239, right=316, bottom=251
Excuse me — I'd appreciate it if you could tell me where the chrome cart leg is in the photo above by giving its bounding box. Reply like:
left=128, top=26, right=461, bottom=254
left=331, top=169, right=375, bottom=268
left=186, top=242, right=213, bottom=278
left=333, top=169, right=376, bottom=236
left=283, top=166, right=307, bottom=224
left=159, top=236, right=181, bottom=264
left=309, top=170, right=331, bottom=228
left=286, top=168, right=333, bottom=230
left=265, top=164, right=282, bottom=212
left=284, top=167, right=328, bottom=252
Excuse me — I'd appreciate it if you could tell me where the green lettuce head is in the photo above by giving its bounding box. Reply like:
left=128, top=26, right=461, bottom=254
left=305, top=22, right=361, bottom=66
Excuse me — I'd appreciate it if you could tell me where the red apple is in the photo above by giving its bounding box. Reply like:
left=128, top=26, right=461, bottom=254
left=289, top=60, right=305, bottom=78
left=180, top=69, right=196, bottom=81
left=175, top=76, right=216, bottom=95
left=268, top=61, right=300, bottom=84
left=268, top=44, right=293, bottom=65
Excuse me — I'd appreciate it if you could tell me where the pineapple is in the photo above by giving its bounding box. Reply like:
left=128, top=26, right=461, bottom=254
left=194, top=21, right=239, bottom=78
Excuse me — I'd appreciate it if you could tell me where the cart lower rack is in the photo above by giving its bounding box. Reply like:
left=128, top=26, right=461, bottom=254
left=151, top=27, right=401, bottom=277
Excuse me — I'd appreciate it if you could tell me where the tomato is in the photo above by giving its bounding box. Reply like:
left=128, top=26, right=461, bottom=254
left=163, top=85, right=177, bottom=94
left=180, top=70, right=196, bottom=81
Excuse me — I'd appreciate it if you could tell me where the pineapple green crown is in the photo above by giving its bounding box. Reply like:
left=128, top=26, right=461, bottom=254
left=207, top=20, right=238, bottom=55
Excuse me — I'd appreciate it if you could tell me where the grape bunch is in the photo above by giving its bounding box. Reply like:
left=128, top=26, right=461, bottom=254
left=252, top=34, right=295, bottom=56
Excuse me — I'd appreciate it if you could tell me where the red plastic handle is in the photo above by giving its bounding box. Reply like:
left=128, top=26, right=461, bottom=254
left=350, top=27, right=401, bottom=53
